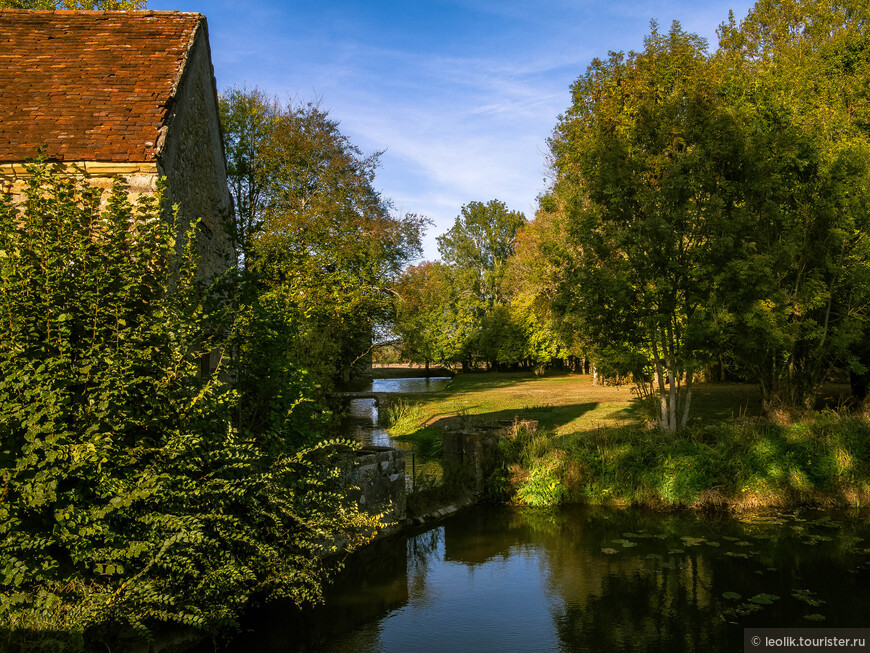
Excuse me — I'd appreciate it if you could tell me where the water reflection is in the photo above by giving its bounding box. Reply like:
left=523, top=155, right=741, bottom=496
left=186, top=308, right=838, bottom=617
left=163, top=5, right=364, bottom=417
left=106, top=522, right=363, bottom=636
left=369, top=377, right=451, bottom=394
left=215, top=505, right=870, bottom=652
left=346, top=398, right=392, bottom=447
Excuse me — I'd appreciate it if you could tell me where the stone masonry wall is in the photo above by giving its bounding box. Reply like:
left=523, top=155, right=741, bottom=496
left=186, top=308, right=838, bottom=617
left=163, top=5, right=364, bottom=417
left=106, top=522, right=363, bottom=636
left=337, top=446, right=407, bottom=524
left=157, top=18, right=235, bottom=282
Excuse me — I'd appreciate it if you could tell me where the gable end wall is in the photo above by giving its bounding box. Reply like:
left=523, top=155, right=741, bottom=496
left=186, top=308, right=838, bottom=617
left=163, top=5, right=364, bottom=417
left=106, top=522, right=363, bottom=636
left=157, top=17, right=235, bottom=281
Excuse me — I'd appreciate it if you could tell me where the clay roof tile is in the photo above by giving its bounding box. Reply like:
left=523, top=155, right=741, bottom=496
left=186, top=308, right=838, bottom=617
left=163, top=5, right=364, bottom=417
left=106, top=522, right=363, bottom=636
left=0, top=10, right=202, bottom=163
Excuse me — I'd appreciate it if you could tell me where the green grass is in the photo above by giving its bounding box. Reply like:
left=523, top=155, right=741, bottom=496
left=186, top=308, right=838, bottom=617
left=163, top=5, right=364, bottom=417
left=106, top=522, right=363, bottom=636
left=382, top=371, right=783, bottom=447
left=377, top=370, right=866, bottom=509
left=496, top=413, right=870, bottom=509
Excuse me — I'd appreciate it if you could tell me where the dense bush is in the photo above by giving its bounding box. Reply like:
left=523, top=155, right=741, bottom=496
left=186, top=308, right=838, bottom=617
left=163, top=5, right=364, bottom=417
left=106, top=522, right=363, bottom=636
left=0, top=166, right=380, bottom=650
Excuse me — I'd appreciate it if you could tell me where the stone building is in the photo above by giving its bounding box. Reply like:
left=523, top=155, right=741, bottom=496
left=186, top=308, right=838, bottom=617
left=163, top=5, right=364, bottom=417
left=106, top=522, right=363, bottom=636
left=0, top=9, right=235, bottom=280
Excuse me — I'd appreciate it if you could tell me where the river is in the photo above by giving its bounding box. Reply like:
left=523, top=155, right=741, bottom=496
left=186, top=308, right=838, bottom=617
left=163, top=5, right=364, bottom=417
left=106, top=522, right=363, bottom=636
left=208, top=503, right=870, bottom=652
left=344, top=376, right=451, bottom=448
left=192, top=376, right=870, bottom=651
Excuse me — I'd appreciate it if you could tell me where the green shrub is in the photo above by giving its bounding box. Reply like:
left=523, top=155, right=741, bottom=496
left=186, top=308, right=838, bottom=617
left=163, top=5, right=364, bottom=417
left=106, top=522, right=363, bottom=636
left=516, top=458, right=569, bottom=506
left=495, top=414, right=870, bottom=508
left=0, top=165, right=380, bottom=650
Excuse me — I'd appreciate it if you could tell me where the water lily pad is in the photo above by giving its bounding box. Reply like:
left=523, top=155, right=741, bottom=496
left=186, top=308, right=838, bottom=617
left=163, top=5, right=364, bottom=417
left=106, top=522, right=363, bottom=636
left=602, top=547, right=619, bottom=555
left=726, top=552, right=749, bottom=559
left=659, top=561, right=675, bottom=570
left=621, top=541, right=637, bottom=548
left=681, top=536, right=706, bottom=547
left=792, top=590, right=824, bottom=607
left=622, top=532, right=639, bottom=538
left=722, top=536, right=740, bottom=542
left=749, top=593, right=780, bottom=605
left=705, top=541, right=721, bottom=547
left=804, top=614, right=826, bottom=621
left=736, top=541, right=752, bottom=547
left=646, top=553, right=662, bottom=560
left=668, top=549, right=685, bottom=555
left=610, top=539, right=629, bottom=546
left=723, top=592, right=742, bottom=600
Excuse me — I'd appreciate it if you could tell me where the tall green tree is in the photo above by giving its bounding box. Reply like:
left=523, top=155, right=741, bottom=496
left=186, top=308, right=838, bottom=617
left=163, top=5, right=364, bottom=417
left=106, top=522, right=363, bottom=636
left=550, top=22, right=748, bottom=429
left=713, top=0, right=870, bottom=410
left=220, top=88, right=427, bottom=395
left=436, top=199, right=525, bottom=367
left=437, top=199, right=526, bottom=311
left=392, top=261, right=474, bottom=371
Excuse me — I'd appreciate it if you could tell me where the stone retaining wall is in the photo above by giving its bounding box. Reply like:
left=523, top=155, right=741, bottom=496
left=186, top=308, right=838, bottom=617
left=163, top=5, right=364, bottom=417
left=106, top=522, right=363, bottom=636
left=336, top=446, right=406, bottom=524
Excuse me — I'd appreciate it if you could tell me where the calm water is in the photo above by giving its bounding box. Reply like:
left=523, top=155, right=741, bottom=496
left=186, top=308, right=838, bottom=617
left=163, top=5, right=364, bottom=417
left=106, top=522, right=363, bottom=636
left=216, top=504, right=870, bottom=652
left=345, top=377, right=451, bottom=448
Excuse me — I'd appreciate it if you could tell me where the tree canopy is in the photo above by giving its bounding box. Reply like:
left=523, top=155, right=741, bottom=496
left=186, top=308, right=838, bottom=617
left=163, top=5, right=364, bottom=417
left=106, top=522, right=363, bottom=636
left=220, top=88, right=427, bottom=396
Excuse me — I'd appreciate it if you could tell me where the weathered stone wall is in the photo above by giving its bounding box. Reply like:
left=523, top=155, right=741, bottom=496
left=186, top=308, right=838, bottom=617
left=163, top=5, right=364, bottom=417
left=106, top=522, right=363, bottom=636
left=443, top=427, right=501, bottom=495
left=157, top=18, right=234, bottom=283
left=337, top=446, right=406, bottom=524
left=0, top=161, right=159, bottom=199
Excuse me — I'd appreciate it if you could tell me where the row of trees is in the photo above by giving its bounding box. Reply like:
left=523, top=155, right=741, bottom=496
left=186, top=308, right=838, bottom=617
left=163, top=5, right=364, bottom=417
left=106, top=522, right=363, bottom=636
left=392, top=0, right=870, bottom=430
left=393, top=199, right=578, bottom=373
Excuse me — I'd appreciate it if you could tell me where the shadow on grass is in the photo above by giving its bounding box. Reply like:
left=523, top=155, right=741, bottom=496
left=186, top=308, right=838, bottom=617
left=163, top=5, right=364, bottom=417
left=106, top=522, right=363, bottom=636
left=392, top=402, right=603, bottom=460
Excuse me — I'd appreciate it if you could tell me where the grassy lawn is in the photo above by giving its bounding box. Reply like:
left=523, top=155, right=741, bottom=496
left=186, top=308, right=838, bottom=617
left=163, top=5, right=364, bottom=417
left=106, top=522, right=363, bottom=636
left=381, top=370, right=851, bottom=458
left=377, top=370, right=870, bottom=509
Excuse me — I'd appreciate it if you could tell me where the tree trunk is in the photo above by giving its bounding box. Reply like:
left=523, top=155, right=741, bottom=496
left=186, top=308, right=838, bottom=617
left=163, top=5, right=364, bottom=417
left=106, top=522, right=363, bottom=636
left=679, top=370, right=693, bottom=430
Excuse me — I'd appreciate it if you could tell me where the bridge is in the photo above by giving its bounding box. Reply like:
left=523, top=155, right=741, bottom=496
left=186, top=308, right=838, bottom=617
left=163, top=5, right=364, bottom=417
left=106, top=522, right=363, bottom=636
left=332, top=391, right=394, bottom=405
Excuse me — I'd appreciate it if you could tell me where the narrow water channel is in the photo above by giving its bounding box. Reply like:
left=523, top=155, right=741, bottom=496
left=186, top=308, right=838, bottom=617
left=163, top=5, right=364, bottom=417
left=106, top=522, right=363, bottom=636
left=344, top=376, right=450, bottom=447
left=211, top=504, right=870, bottom=652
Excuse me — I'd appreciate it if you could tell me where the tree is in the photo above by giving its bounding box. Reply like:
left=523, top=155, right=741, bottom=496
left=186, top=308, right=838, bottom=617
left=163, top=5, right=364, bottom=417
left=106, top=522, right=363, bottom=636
left=502, top=203, right=579, bottom=374
left=435, top=199, right=525, bottom=368
left=713, top=0, right=870, bottom=410
left=220, top=88, right=427, bottom=396
left=437, top=199, right=526, bottom=311
left=550, top=22, right=748, bottom=430
left=0, top=165, right=379, bottom=646
left=218, top=87, right=279, bottom=267
left=0, top=0, right=145, bottom=7
left=392, top=261, right=474, bottom=370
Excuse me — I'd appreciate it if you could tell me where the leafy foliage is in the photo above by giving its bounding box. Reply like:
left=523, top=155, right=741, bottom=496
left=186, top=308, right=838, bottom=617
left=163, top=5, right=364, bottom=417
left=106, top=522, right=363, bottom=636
left=220, top=88, right=427, bottom=392
left=496, top=414, right=870, bottom=508
left=0, top=166, right=380, bottom=649
left=543, top=11, right=870, bottom=419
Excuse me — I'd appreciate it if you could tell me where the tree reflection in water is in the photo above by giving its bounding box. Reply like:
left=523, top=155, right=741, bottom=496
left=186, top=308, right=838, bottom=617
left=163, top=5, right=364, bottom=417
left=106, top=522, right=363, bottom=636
left=204, top=505, right=870, bottom=652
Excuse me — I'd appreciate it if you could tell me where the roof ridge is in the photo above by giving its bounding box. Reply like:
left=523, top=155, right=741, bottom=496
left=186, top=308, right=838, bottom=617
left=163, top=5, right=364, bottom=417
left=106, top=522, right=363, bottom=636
left=0, top=9, right=202, bottom=16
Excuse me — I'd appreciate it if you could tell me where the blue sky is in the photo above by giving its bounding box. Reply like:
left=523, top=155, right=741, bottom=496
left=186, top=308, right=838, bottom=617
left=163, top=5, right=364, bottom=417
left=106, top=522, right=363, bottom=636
left=150, top=0, right=758, bottom=260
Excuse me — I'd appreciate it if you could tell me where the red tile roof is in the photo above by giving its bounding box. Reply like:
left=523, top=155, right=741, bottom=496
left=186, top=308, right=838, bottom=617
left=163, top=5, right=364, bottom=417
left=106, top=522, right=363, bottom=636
left=0, top=10, right=202, bottom=163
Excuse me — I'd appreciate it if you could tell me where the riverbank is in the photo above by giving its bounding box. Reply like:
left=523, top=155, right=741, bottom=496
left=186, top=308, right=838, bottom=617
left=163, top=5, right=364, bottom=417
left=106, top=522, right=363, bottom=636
left=495, top=414, right=870, bottom=510
left=379, top=371, right=869, bottom=510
